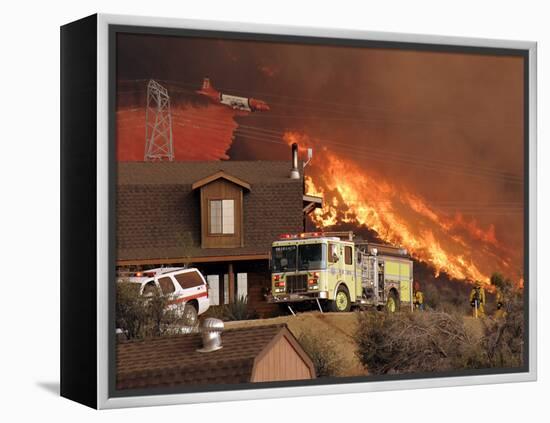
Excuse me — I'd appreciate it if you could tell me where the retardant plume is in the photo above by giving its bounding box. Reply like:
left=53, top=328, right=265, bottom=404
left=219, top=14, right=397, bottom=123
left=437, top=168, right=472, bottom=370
left=116, top=104, right=240, bottom=161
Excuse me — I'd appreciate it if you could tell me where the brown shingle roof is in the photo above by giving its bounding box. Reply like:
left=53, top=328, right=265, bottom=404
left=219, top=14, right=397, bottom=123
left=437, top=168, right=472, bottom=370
left=117, top=161, right=299, bottom=185
left=117, top=161, right=304, bottom=262
left=116, top=324, right=308, bottom=389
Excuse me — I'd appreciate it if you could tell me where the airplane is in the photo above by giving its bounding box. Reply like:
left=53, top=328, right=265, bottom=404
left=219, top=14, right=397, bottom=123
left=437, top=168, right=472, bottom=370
left=196, top=77, right=270, bottom=112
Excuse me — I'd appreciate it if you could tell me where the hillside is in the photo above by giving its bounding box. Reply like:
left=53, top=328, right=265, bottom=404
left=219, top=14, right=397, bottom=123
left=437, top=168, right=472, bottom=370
left=227, top=310, right=489, bottom=378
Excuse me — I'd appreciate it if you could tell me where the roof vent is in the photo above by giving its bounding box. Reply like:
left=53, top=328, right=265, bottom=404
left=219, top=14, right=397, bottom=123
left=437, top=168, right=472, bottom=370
left=197, top=318, right=224, bottom=353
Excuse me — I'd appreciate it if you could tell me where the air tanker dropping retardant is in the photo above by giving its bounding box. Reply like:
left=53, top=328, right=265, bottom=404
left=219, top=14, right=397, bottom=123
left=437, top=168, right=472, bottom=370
left=197, top=77, right=270, bottom=112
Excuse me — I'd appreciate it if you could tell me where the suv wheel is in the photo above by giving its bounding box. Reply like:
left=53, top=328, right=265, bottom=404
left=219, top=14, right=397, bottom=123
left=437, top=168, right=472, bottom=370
left=183, top=303, right=198, bottom=326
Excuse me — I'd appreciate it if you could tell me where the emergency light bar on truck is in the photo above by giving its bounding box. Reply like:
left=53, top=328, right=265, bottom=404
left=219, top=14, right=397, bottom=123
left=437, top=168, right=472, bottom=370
left=279, top=231, right=354, bottom=241
left=116, top=267, right=186, bottom=279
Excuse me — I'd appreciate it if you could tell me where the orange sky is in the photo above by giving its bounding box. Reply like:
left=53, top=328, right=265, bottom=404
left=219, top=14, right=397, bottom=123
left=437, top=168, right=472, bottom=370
left=116, top=33, right=525, bottom=283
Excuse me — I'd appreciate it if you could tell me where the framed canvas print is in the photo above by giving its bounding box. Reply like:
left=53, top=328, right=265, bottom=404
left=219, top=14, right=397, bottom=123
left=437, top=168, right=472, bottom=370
left=60, top=14, right=537, bottom=409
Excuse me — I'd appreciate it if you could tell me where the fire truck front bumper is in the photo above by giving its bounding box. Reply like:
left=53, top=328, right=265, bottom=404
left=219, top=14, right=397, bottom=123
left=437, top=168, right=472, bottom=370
left=266, top=291, right=328, bottom=303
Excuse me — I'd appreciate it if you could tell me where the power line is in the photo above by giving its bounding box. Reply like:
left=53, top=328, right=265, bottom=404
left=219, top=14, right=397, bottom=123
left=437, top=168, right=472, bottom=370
left=121, top=79, right=523, bottom=129
left=115, top=81, right=524, bottom=183
left=171, top=109, right=523, bottom=177
left=122, top=108, right=524, bottom=184
left=168, top=112, right=524, bottom=184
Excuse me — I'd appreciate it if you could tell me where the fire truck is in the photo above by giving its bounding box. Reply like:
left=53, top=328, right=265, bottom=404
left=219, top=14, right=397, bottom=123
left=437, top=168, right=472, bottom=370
left=267, top=232, right=414, bottom=313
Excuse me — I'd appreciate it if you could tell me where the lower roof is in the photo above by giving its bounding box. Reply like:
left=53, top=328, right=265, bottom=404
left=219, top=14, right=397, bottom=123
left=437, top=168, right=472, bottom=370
left=116, top=324, right=313, bottom=389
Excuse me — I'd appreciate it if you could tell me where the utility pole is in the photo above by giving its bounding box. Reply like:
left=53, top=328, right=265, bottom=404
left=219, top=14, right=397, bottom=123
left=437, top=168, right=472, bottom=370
left=144, top=79, right=174, bottom=161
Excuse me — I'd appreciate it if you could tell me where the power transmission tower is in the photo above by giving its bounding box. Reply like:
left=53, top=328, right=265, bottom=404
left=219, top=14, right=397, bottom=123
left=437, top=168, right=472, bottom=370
left=144, top=79, right=175, bottom=161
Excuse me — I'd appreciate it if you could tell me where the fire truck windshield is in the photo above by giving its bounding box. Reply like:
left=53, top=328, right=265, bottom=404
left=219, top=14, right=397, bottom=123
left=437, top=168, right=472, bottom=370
left=272, top=243, right=327, bottom=272
left=297, top=243, right=326, bottom=271
left=272, top=245, right=297, bottom=272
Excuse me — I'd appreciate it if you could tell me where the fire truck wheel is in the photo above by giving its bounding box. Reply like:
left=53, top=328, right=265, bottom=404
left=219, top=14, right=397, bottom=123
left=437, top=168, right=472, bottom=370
left=330, top=285, right=351, bottom=313
left=183, top=303, right=198, bottom=326
left=385, top=290, right=400, bottom=313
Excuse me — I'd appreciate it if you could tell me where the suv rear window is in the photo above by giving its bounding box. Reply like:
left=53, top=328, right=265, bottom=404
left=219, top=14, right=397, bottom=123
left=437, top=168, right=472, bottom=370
left=174, top=271, right=204, bottom=289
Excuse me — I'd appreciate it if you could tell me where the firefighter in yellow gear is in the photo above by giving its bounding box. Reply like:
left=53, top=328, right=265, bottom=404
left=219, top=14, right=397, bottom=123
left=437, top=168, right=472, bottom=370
left=413, top=281, right=425, bottom=311
left=469, top=282, right=486, bottom=318
left=494, top=287, right=507, bottom=319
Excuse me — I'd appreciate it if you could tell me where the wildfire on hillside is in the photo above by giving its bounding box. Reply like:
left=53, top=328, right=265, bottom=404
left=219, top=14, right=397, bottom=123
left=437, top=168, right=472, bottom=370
left=284, top=132, right=521, bottom=285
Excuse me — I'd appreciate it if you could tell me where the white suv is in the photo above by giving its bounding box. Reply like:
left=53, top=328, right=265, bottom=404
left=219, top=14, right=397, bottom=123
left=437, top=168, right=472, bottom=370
left=121, top=267, right=210, bottom=326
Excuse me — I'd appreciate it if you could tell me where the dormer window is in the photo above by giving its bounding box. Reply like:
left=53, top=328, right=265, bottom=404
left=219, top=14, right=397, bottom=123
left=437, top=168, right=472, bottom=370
left=192, top=171, right=251, bottom=249
left=209, top=199, right=235, bottom=234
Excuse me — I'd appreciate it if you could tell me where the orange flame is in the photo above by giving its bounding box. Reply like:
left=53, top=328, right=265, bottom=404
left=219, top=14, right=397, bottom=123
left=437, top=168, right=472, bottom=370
left=287, top=132, right=518, bottom=285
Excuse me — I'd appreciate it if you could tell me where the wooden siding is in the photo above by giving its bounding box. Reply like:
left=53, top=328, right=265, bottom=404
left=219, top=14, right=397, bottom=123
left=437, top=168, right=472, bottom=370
left=196, top=260, right=280, bottom=318
left=252, top=336, right=314, bottom=382
left=247, top=272, right=279, bottom=318
left=200, top=179, right=243, bottom=249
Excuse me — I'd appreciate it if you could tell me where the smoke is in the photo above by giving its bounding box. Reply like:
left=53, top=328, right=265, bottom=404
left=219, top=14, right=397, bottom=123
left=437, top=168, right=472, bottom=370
left=286, top=132, right=519, bottom=283
left=115, top=33, right=525, bottom=282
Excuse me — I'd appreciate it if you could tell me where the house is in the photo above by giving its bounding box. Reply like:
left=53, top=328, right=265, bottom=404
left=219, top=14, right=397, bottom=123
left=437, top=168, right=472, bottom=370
left=116, top=324, right=316, bottom=389
left=117, top=147, right=321, bottom=316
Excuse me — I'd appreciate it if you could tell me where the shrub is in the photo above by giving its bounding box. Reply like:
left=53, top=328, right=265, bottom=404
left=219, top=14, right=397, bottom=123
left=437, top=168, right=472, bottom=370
left=202, top=295, right=257, bottom=321
left=355, top=300, right=524, bottom=375
left=202, top=305, right=228, bottom=320
left=116, top=281, right=187, bottom=340
left=147, top=289, right=189, bottom=337
left=435, top=285, right=468, bottom=315
left=423, top=283, right=440, bottom=310
left=482, top=287, right=524, bottom=368
left=116, top=282, right=149, bottom=340
left=355, top=311, right=483, bottom=374
left=490, top=272, right=507, bottom=290
left=355, top=313, right=393, bottom=373
left=225, top=295, right=254, bottom=321
left=297, top=331, right=340, bottom=377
